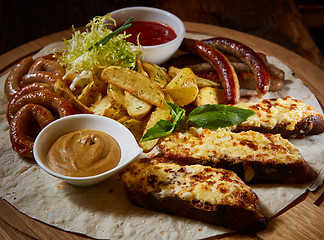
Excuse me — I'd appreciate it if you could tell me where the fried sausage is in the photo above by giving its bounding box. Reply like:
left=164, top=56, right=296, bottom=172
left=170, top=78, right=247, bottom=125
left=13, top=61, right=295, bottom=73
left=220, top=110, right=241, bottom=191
left=10, top=82, right=53, bottom=105
left=7, top=90, right=75, bottom=122
left=9, top=104, right=55, bottom=158
left=21, top=71, right=61, bottom=88
left=180, top=38, right=240, bottom=104
left=28, top=58, right=65, bottom=77
left=202, top=37, right=270, bottom=96
left=4, top=56, right=34, bottom=100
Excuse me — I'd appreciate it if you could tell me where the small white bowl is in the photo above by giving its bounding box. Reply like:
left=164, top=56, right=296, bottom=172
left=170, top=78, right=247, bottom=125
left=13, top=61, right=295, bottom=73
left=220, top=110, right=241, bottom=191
left=111, top=6, right=185, bottom=65
left=33, top=114, right=143, bottom=187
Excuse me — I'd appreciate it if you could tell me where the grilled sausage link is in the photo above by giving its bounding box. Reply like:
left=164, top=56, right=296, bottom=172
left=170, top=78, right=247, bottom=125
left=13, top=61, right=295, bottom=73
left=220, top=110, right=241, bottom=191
left=180, top=38, right=240, bottom=104
left=9, top=104, right=55, bottom=158
left=202, top=37, right=270, bottom=96
left=28, top=58, right=65, bottom=77
left=7, top=90, right=75, bottom=122
left=4, top=56, right=34, bottom=100
left=21, top=71, right=61, bottom=88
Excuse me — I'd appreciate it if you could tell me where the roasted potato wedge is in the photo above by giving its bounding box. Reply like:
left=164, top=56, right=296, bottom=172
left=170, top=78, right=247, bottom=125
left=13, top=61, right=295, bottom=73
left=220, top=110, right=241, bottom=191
left=101, top=66, right=164, bottom=107
left=90, top=94, right=127, bottom=120
left=107, top=84, right=127, bottom=110
left=135, top=59, right=149, bottom=77
left=125, top=91, right=152, bottom=120
left=194, top=87, right=225, bottom=106
left=164, top=67, right=199, bottom=106
left=139, top=94, right=174, bottom=152
left=142, top=62, right=170, bottom=88
left=78, top=80, right=102, bottom=107
left=54, top=80, right=93, bottom=114
left=122, top=118, right=144, bottom=142
left=168, top=66, right=219, bottom=88
left=196, top=77, right=220, bottom=88
left=89, top=94, right=112, bottom=116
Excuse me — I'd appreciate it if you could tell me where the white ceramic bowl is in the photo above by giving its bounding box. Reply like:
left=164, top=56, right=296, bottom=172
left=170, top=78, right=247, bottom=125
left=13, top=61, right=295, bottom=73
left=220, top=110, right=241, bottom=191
left=33, top=114, right=143, bottom=187
left=111, top=6, right=185, bottom=65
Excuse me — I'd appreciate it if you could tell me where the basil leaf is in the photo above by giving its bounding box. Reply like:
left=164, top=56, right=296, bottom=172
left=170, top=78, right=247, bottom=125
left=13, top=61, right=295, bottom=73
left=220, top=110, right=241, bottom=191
left=140, top=100, right=186, bottom=142
left=139, top=120, right=175, bottom=142
left=187, top=104, right=255, bottom=129
left=164, top=100, right=183, bottom=119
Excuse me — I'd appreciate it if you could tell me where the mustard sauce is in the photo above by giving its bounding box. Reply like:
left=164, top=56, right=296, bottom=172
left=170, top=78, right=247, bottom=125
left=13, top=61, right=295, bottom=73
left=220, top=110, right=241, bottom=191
left=47, top=130, right=121, bottom=177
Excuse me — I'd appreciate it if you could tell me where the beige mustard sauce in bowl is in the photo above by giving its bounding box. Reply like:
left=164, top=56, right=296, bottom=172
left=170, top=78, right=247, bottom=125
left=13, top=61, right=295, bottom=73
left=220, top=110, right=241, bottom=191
left=33, top=114, right=143, bottom=187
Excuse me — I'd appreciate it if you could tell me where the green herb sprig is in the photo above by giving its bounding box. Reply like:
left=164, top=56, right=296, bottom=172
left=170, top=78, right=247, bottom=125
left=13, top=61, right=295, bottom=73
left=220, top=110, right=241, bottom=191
left=140, top=101, right=255, bottom=142
left=88, top=17, right=134, bottom=51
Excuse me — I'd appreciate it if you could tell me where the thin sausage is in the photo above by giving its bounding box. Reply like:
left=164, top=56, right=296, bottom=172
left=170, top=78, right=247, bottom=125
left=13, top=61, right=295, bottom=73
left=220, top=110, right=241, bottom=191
left=202, top=37, right=270, bottom=96
left=4, top=56, right=34, bottom=100
left=28, top=58, right=65, bottom=77
left=9, top=104, right=55, bottom=158
left=180, top=38, right=240, bottom=104
left=7, top=90, right=75, bottom=122
left=21, top=71, right=61, bottom=88
left=10, top=82, right=53, bottom=105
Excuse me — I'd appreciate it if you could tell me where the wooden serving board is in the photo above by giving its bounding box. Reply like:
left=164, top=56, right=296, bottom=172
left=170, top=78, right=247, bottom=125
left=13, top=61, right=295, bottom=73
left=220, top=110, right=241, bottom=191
left=0, top=22, right=324, bottom=240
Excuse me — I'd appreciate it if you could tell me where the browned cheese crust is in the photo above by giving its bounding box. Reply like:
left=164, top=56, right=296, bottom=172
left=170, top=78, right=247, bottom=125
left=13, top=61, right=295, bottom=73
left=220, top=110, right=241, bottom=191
left=233, top=97, right=324, bottom=138
left=158, top=128, right=317, bottom=183
left=120, top=158, right=267, bottom=232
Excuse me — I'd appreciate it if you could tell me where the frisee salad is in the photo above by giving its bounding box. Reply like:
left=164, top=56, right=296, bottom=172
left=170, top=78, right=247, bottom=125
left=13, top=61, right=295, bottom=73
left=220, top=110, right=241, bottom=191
left=56, top=13, right=142, bottom=90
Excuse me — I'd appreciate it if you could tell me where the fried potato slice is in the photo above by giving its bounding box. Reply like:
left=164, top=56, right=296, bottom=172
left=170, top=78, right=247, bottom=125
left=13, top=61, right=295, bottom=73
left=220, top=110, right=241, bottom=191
left=101, top=66, right=164, bottom=107
left=122, top=118, right=144, bottom=142
left=90, top=94, right=127, bottom=120
left=164, top=67, right=199, bottom=106
left=142, top=62, right=170, bottom=88
left=124, top=91, right=152, bottom=120
left=78, top=80, right=102, bottom=107
left=196, top=76, right=220, bottom=88
left=107, top=84, right=127, bottom=110
left=54, top=80, right=93, bottom=114
left=168, top=66, right=219, bottom=88
left=194, top=87, right=225, bottom=106
left=135, top=59, right=149, bottom=77
left=89, top=94, right=112, bottom=115
left=139, top=93, right=174, bottom=152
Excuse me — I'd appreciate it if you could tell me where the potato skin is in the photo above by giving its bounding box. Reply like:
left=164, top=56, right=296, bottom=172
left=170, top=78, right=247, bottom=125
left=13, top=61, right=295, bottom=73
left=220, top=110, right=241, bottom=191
left=123, top=188, right=268, bottom=233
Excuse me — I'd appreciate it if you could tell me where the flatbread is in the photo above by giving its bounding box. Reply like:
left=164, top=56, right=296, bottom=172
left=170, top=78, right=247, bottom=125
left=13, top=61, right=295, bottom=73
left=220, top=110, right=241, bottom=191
left=0, top=35, right=324, bottom=239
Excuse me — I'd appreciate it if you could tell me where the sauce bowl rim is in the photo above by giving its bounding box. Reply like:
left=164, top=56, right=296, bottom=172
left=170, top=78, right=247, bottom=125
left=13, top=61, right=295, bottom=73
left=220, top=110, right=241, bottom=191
left=110, top=6, right=186, bottom=48
left=33, top=114, right=143, bottom=183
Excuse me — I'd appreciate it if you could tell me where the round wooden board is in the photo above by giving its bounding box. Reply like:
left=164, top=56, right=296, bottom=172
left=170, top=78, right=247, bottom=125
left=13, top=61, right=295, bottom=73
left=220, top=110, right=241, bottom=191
left=0, top=22, right=323, bottom=240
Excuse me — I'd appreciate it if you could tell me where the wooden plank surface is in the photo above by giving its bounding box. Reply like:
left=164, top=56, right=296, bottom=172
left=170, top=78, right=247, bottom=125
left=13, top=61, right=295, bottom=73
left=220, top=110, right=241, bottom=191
left=0, top=21, right=323, bottom=240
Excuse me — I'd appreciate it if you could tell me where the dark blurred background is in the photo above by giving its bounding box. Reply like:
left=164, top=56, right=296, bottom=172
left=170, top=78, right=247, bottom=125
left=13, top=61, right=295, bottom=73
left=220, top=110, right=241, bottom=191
left=0, top=0, right=323, bottom=69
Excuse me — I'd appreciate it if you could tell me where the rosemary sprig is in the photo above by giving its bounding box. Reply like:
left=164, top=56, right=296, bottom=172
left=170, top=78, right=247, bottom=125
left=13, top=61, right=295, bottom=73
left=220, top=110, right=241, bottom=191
left=88, top=17, right=134, bottom=51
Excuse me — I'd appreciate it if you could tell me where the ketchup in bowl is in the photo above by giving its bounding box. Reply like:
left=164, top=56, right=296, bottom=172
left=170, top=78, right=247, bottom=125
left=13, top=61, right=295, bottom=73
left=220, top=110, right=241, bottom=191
left=116, top=21, right=177, bottom=46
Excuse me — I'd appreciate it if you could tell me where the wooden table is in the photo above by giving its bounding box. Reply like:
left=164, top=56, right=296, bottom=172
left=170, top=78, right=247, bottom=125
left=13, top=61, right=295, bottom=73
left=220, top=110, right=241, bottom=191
left=1, top=22, right=324, bottom=240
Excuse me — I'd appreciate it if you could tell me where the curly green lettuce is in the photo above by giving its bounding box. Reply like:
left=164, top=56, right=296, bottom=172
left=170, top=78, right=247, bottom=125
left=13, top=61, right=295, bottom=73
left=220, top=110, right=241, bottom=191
left=56, top=13, right=142, bottom=89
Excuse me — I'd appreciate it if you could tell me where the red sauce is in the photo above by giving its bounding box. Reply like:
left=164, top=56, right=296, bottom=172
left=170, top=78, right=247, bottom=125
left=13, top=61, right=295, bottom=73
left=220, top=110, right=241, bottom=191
left=116, top=21, right=177, bottom=46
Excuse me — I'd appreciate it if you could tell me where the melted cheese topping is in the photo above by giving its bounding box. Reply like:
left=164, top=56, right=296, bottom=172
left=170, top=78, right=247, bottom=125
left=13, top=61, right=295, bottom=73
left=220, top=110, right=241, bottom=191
left=120, top=158, right=259, bottom=211
left=159, top=128, right=302, bottom=165
left=234, top=96, right=322, bottom=131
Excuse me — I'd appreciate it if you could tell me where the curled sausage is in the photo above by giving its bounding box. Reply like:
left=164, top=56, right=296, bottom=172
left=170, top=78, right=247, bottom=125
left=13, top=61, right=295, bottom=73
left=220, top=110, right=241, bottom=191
left=10, top=82, right=53, bottom=106
left=7, top=90, right=75, bottom=122
left=21, top=71, right=61, bottom=88
left=9, top=104, right=55, bottom=158
left=202, top=37, right=270, bottom=96
left=180, top=38, right=240, bottom=104
left=28, top=58, right=65, bottom=77
left=4, top=56, right=34, bottom=100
